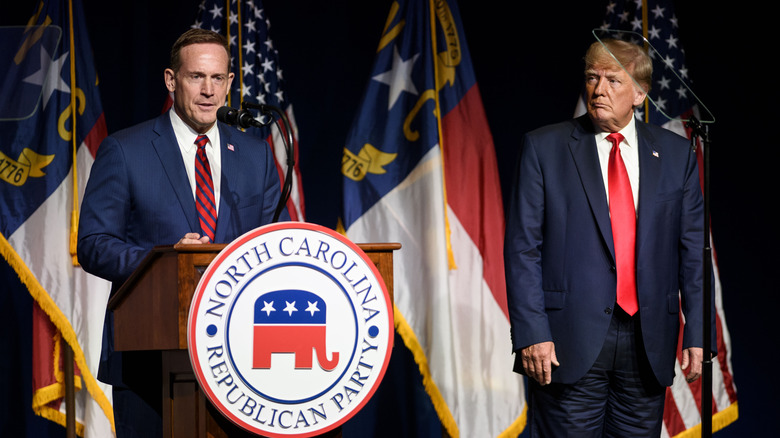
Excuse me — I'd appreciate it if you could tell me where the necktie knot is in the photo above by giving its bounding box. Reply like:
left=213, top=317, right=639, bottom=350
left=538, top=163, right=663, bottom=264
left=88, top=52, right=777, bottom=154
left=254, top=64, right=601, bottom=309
left=606, top=132, right=624, bottom=149
left=195, top=134, right=209, bottom=150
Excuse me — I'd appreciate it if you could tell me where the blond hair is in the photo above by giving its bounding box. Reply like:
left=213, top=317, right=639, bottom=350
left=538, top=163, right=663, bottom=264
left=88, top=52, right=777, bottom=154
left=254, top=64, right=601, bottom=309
left=584, top=38, right=652, bottom=92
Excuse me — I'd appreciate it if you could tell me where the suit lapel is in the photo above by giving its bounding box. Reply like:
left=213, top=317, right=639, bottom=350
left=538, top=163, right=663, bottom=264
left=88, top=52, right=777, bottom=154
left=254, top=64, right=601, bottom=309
left=214, top=123, right=238, bottom=242
left=635, top=122, right=662, bottom=255
left=568, top=116, right=616, bottom=260
left=152, top=114, right=200, bottom=233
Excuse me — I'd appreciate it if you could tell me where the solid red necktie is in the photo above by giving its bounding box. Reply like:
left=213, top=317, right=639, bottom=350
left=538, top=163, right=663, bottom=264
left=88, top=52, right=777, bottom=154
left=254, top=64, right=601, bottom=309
left=195, top=135, right=217, bottom=242
left=607, top=132, right=638, bottom=316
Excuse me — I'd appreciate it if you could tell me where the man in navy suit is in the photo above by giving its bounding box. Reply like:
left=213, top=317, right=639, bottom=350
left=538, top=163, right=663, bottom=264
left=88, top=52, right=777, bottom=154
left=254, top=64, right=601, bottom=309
left=78, top=28, right=287, bottom=437
left=505, top=39, right=715, bottom=436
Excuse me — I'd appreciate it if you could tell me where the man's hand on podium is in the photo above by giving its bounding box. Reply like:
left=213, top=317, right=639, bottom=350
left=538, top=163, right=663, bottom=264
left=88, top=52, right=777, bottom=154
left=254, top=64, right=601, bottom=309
left=177, top=232, right=210, bottom=244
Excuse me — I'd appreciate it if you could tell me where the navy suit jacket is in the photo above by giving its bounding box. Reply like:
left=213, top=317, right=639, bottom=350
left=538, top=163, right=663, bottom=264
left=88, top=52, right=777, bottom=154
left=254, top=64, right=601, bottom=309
left=504, top=115, right=715, bottom=387
left=78, top=112, right=287, bottom=384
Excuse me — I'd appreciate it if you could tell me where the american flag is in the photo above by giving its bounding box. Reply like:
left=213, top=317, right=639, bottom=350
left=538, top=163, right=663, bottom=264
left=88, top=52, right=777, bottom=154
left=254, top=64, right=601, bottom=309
left=193, top=0, right=305, bottom=221
left=593, top=1, right=714, bottom=128
left=577, top=1, right=739, bottom=436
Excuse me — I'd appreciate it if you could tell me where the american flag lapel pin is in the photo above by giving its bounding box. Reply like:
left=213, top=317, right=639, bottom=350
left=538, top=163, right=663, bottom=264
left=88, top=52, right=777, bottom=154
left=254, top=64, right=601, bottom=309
left=652, top=150, right=659, bottom=158
left=228, top=143, right=235, bottom=151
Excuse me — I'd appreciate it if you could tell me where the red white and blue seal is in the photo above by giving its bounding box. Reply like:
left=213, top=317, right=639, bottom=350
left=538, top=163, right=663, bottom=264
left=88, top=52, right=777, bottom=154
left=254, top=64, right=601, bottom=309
left=188, top=222, right=394, bottom=437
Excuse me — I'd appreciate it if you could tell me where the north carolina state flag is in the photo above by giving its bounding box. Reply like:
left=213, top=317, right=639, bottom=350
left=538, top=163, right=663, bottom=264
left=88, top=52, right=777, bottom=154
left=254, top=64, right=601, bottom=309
left=341, top=0, right=525, bottom=436
left=1, top=0, right=114, bottom=435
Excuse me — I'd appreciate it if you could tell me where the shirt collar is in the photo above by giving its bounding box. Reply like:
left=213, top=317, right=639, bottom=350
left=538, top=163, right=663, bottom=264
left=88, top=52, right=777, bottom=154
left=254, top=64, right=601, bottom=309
left=169, top=108, right=219, bottom=151
left=595, top=114, right=638, bottom=147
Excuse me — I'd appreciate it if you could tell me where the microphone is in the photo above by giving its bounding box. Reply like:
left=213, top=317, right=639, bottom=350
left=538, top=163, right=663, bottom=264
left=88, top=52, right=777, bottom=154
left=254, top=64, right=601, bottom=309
left=217, top=106, right=266, bottom=129
left=217, top=102, right=295, bottom=223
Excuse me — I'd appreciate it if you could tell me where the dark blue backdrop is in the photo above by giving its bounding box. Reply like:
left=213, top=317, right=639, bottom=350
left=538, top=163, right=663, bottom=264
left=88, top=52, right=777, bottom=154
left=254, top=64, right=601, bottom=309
left=2, top=1, right=777, bottom=436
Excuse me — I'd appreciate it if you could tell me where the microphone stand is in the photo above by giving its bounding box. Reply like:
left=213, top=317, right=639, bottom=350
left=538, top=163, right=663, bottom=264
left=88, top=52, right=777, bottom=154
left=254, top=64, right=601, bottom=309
left=241, top=102, right=295, bottom=223
left=686, top=115, right=712, bottom=438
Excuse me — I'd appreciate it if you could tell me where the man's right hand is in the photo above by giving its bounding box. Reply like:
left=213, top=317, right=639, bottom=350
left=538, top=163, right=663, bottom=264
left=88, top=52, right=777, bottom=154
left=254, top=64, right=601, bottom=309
left=521, top=341, right=560, bottom=385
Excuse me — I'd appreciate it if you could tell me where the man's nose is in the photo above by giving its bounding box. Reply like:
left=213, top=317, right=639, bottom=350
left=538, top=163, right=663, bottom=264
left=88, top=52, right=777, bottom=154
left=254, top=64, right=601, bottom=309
left=201, top=79, right=214, bottom=96
left=593, top=77, right=607, bottom=95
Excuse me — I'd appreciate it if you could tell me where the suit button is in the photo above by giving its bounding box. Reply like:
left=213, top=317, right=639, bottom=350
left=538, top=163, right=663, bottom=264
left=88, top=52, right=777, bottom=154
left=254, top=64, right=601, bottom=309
left=604, top=307, right=612, bottom=314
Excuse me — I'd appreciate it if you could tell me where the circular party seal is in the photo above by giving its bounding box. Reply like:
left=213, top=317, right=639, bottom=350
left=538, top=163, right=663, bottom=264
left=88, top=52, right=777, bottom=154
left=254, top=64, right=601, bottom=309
left=187, top=222, right=394, bottom=437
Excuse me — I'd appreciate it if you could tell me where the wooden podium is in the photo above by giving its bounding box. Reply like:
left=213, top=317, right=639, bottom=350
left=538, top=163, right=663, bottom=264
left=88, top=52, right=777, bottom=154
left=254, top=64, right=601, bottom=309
left=107, top=242, right=400, bottom=438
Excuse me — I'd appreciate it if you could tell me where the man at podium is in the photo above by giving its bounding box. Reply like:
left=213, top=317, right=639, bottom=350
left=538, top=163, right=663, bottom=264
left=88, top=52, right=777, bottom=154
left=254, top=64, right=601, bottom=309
left=78, top=28, right=288, bottom=438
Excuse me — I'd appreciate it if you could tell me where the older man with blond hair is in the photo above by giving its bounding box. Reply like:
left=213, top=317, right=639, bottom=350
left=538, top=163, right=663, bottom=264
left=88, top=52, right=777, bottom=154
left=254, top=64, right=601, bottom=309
left=505, top=39, right=715, bottom=437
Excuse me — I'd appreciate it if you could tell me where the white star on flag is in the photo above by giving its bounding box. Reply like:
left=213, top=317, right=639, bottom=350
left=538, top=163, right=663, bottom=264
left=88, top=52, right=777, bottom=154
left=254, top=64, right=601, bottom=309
left=209, top=4, right=223, bottom=19
left=371, top=46, right=420, bottom=110
left=23, top=46, right=71, bottom=111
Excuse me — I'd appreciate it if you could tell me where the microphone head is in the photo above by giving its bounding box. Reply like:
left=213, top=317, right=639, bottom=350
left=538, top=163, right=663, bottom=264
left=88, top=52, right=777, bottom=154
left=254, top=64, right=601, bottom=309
left=217, top=106, right=239, bottom=125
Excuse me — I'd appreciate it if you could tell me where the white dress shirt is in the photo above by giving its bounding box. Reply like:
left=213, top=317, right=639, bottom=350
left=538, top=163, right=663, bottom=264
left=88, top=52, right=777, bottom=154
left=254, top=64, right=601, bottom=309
left=595, top=115, right=640, bottom=212
left=169, top=109, right=222, bottom=214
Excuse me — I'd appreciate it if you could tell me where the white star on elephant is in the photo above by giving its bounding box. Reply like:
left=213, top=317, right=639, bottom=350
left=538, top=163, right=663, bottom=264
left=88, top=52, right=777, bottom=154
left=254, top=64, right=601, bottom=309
left=260, top=301, right=275, bottom=316
left=305, top=301, right=320, bottom=316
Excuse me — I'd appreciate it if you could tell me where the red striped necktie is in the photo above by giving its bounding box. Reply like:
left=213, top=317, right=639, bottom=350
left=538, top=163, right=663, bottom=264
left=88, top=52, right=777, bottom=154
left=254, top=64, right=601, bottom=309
left=607, top=132, right=638, bottom=316
left=195, top=134, right=217, bottom=242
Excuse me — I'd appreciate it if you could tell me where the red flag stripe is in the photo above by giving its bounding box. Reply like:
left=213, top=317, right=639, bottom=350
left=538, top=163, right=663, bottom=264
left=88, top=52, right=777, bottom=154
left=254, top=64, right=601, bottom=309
left=441, top=84, right=508, bottom=316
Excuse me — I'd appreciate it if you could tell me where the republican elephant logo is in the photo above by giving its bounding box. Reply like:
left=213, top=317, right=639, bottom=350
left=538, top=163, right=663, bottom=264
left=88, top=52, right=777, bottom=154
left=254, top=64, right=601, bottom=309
left=252, top=289, right=340, bottom=371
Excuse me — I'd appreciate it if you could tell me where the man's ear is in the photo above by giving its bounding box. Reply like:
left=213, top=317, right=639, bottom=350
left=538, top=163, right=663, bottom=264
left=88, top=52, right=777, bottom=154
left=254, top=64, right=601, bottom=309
left=164, top=68, right=176, bottom=93
left=633, top=89, right=647, bottom=107
left=227, top=72, right=235, bottom=91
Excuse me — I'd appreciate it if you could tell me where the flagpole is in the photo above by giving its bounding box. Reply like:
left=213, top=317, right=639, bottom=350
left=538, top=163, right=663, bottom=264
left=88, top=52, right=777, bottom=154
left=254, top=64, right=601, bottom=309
left=64, top=343, right=76, bottom=438
left=428, top=0, right=457, bottom=270
left=687, top=116, right=713, bottom=437
left=702, top=121, right=713, bottom=438
left=236, top=0, right=244, bottom=109
left=641, top=0, right=650, bottom=122
left=66, top=2, right=78, bottom=435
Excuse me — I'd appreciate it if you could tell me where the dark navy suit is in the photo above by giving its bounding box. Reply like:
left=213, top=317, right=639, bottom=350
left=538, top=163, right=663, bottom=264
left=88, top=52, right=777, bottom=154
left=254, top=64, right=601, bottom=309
left=79, top=112, right=284, bottom=288
left=78, top=111, right=286, bottom=436
left=505, top=115, right=715, bottom=434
